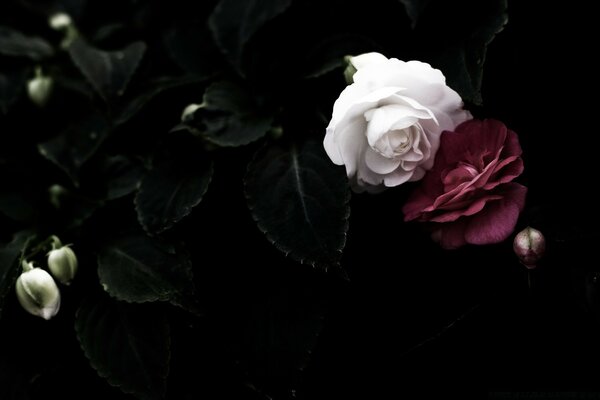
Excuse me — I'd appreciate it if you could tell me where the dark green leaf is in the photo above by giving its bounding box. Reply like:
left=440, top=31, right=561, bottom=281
left=245, top=139, right=350, bottom=269
left=432, top=0, right=507, bottom=105
left=75, top=295, right=170, bottom=400
left=97, top=232, right=195, bottom=304
left=38, top=113, right=110, bottom=185
left=68, top=38, right=146, bottom=101
left=0, top=70, right=26, bottom=114
left=0, top=357, right=29, bottom=399
left=0, top=191, right=37, bottom=223
left=116, top=75, right=203, bottom=125
left=230, top=273, right=327, bottom=396
left=304, top=34, right=383, bottom=79
left=135, top=155, right=213, bottom=235
left=399, top=0, right=431, bottom=28
left=0, top=26, right=54, bottom=60
left=163, top=26, right=221, bottom=78
left=0, top=231, right=33, bottom=318
left=101, top=155, right=145, bottom=200
left=48, top=184, right=101, bottom=229
left=185, top=81, right=273, bottom=147
left=209, top=0, right=292, bottom=73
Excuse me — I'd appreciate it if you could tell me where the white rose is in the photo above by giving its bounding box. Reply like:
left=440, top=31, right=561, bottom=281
left=324, top=52, right=471, bottom=192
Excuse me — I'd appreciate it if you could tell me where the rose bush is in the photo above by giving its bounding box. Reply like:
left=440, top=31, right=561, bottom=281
left=324, top=52, right=471, bottom=192
left=403, top=119, right=527, bottom=249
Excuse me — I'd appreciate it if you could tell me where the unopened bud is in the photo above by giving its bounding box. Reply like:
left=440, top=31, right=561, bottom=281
left=49, top=13, right=73, bottom=31
left=27, top=67, right=53, bottom=107
left=47, top=245, right=78, bottom=285
left=15, top=266, right=61, bottom=320
left=48, top=12, right=78, bottom=49
left=181, top=103, right=203, bottom=122
left=513, top=227, right=546, bottom=269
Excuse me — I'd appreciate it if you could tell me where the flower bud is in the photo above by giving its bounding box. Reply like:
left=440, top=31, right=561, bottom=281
left=47, top=246, right=78, bottom=285
left=181, top=103, right=203, bottom=122
left=27, top=68, right=53, bottom=107
left=15, top=267, right=61, bottom=320
left=513, top=227, right=546, bottom=269
left=48, top=13, right=73, bottom=31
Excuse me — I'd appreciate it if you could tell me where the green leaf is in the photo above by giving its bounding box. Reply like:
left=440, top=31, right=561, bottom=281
left=209, top=0, right=292, bottom=73
left=304, top=34, right=383, bottom=79
left=245, top=139, right=351, bottom=269
left=230, top=273, right=327, bottom=396
left=0, top=26, right=54, bottom=60
left=0, top=357, right=29, bottom=399
left=398, top=0, right=431, bottom=28
left=75, top=295, right=170, bottom=400
left=116, top=76, right=204, bottom=125
left=97, top=233, right=195, bottom=304
left=163, top=26, right=221, bottom=78
left=38, top=113, right=110, bottom=185
left=184, top=81, right=273, bottom=147
left=101, top=155, right=145, bottom=200
left=0, top=231, right=33, bottom=318
left=135, top=155, right=213, bottom=235
left=68, top=38, right=146, bottom=101
left=432, top=0, right=507, bottom=105
left=0, top=70, right=26, bottom=115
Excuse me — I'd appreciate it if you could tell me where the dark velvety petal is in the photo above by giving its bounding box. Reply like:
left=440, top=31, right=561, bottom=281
left=403, top=188, right=434, bottom=221
left=502, top=128, right=523, bottom=158
left=477, top=119, right=508, bottom=156
left=464, top=183, right=527, bottom=245
left=485, top=157, right=524, bottom=189
left=430, top=194, right=503, bottom=222
left=433, top=218, right=468, bottom=249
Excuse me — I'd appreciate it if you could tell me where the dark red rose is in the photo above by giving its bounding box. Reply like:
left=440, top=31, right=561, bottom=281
left=403, top=119, right=527, bottom=249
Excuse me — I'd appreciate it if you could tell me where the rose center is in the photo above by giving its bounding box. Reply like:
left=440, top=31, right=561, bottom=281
left=442, top=162, right=479, bottom=191
left=372, top=126, right=415, bottom=158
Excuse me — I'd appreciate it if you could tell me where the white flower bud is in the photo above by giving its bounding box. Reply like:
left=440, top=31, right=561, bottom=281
left=181, top=103, right=203, bottom=122
left=47, top=246, right=78, bottom=285
left=15, top=267, right=61, bottom=320
left=27, top=68, right=53, bottom=107
left=49, top=13, right=73, bottom=31
left=513, top=227, right=546, bottom=269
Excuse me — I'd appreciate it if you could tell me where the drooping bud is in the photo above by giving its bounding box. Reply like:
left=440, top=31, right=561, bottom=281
left=48, top=13, right=73, bottom=31
left=48, top=12, right=78, bottom=49
left=513, top=227, right=546, bottom=269
left=181, top=103, right=203, bottom=122
left=15, top=265, right=61, bottom=320
left=27, top=67, right=53, bottom=107
left=47, top=245, right=78, bottom=285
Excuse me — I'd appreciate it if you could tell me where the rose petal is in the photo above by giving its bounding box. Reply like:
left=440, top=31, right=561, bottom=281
left=403, top=188, right=434, bottom=221
left=434, top=218, right=468, bottom=249
left=364, top=147, right=402, bottom=174
left=464, top=183, right=527, bottom=245
left=430, top=194, right=503, bottom=223
left=350, top=52, right=388, bottom=70
left=383, top=168, right=413, bottom=187
left=484, top=157, right=524, bottom=190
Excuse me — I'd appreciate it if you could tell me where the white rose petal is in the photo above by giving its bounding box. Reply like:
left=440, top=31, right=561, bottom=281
left=324, top=52, right=471, bottom=192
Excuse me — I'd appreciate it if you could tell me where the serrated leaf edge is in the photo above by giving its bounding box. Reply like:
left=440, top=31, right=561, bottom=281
left=243, top=141, right=351, bottom=271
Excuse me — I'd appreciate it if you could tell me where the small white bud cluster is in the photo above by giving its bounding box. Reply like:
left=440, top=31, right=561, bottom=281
left=15, top=235, right=79, bottom=320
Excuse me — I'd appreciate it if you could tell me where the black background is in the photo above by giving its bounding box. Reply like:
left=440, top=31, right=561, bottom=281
left=1, top=0, right=598, bottom=399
